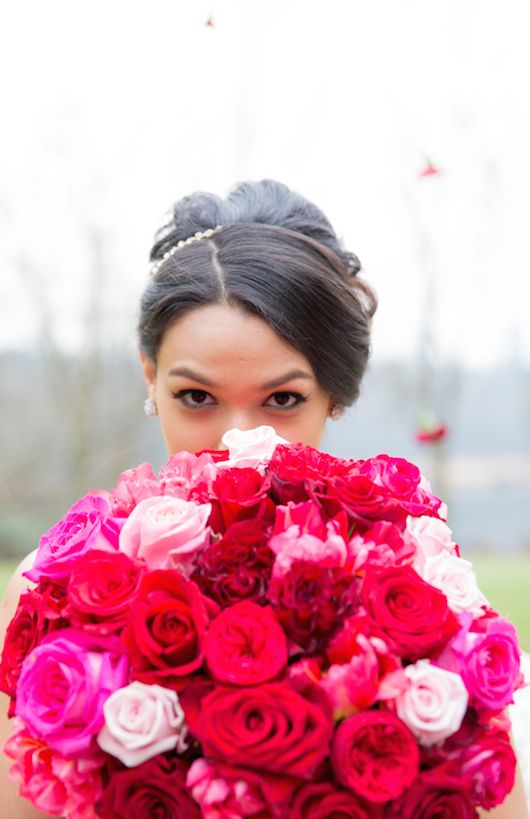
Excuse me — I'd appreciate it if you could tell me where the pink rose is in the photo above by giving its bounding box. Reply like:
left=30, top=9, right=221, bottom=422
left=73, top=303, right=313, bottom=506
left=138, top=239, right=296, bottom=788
left=15, top=629, right=128, bottom=757
left=109, top=463, right=160, bottom=517
left=159, top=450, right=218, bottom=501
left=187, top=758, right=289, bottom=818
left=407, top=515, right=457, bottom=572
left=394, top=659, right=468, bottom=746
left=349, top=521, right=415, bottom=571
left=97, top=682, right=188, bottom=766
left=3, top=718, right=104, bottom=818
left=24, top=492, right=122, bottom=583
left=269, top=502, right=349, bottom=579
left=458, top=728, right=516, bottom=809
left=204, top=601, right=288, bottom=685
left=220, top=425, right=287, bottom=469
left=119, top=494, right=211, bottom=575
left=421, top=553, right=487, bottom=615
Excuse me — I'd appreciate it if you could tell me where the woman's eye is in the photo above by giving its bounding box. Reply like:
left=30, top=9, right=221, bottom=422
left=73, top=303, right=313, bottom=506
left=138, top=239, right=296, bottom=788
left=172, top=389, right=216, bottom=408
left=265, top=391, right=306, bottom=409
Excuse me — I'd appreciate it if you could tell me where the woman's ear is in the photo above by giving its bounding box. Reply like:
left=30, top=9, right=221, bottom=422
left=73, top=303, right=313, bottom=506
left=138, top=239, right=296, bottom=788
left=138, top=348, right=156, bottom=394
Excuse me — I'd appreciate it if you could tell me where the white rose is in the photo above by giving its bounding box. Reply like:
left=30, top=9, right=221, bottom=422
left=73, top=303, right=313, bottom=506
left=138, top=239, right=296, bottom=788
left=97, top=682, right=188, bottom=767
left=422, top=552, right=488, bottom=615
left=407, top=515, right=457, bottom=572
left=220, top=425, right=288, bottom=469
left=395, top=659, right=468, bottom=747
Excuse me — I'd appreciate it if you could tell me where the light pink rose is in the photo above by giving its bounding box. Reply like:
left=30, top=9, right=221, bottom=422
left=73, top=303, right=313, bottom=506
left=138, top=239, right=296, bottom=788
left=119, top=494, right=211, bottom=575
left=24, top=491, right=122, bottom=583
left=15, top=629, right=128, bottom=758
left=3, top=718, right=104, bottom=818
left=97, top=681, right=188, bottom=767
left=394, top=659, right=468, bottom=747
left=422, top=553, right=487, bottom=615
left=220, top=425, right=287, bottom=470
left=407, top=515, right=457, bottom=572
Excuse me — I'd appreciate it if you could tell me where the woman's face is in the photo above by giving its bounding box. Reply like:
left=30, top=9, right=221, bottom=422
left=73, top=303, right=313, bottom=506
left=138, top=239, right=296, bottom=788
left=140, top=303, right=335, bottom=454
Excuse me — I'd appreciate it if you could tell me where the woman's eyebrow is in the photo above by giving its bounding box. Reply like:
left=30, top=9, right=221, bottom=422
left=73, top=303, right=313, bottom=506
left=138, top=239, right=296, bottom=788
left=167, top=366, right=314, bottom=390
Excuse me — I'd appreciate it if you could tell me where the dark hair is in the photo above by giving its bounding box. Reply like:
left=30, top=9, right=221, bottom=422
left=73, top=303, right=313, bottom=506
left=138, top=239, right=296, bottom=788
left=138, top=179, right=377, bottom=407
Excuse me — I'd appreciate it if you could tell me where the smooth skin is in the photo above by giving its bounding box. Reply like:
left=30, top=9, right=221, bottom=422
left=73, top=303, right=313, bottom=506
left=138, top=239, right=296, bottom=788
left=0, top=303, right=528, bottom=817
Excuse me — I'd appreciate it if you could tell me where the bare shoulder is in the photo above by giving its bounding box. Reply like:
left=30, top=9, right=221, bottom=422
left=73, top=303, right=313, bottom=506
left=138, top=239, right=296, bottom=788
left=0, top=551, right=37, bottom=644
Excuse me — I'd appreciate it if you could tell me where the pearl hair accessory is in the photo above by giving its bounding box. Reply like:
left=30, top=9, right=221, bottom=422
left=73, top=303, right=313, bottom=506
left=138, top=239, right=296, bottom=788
left=150, top=225, right=223, bottom=277
left=144, top=398, right=159, bottom=417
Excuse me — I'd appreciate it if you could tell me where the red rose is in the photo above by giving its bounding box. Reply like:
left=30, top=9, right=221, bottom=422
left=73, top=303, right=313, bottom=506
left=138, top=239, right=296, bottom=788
left=448, top=727, right=516, bottom=809
left=209, top=467, right=275, bottom=532
left=122, top=569, right=215, bottom=688
left=96, top=755, right=200, bottom=818
left=290, top=781, right=377, bottom=818
left=0, top=589, right=49, bottom=713
left=268, top=562, right=359, bottom=653
left=360, top=565, right=458, bottom=660
left=192, top=520, right=274, bottom=607
left=331, top=710, right=419, bottom=803
left=205, top=601, right=288, bottom=685
left=198, top=682, right=333, bottom=778
left=66, top=550, right=146, bottom=633
left=387, top=766, right=476, bottom=818
left=269, top=443, right=353, bottom=504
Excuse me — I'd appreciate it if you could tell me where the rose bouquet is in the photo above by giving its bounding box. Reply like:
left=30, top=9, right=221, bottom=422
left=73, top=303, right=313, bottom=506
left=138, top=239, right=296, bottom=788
left=1, top=426, right=525, bottom=818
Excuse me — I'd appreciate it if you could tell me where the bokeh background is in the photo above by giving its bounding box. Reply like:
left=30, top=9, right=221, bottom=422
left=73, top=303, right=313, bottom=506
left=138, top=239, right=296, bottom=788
left=0, top=0, right=529, bottom=646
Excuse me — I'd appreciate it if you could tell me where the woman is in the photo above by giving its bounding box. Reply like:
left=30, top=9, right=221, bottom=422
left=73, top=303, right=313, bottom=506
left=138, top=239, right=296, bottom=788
left=0, top=179, right=528, bottom=816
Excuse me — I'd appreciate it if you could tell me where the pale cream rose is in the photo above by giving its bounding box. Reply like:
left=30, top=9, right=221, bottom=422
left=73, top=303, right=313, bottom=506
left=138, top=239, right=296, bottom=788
left=97, top=682, right=188, bottom=767
left=407, top=515, right=457, bottom=572
left=119, top=494, right=211, bottom=575
left=395, top=659, right=468, bottom=747
left=220, top=425, right=288, bottom=469
left=422, top=552, right=488, bottom=615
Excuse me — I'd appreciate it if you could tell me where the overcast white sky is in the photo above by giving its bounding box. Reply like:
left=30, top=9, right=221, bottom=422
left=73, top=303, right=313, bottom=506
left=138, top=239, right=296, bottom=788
left=1, top=0, right=529, bottom=367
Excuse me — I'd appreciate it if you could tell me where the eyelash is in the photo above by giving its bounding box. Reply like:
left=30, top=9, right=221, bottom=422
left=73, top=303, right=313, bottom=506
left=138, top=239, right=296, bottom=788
left=171, top=389, right=308, bottom=410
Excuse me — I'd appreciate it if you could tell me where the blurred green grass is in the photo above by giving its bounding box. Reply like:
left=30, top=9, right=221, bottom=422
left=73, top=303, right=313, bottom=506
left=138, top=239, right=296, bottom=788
left=0, top=555, right=528, bottom=651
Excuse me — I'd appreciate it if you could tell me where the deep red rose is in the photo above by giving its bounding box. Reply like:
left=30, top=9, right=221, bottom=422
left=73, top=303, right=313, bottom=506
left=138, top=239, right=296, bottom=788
left=386, top=766, right=476, bottom=818
left=331, top=710, right=419, bottom=803
left=0, top=589, right=49, bottom=713
left=195, top=447, right=230, bottom=463
left=122, top=569, right=215, bottom=688
left=198, top=682, right=333, bottom=779
left=96, top=755, right=200, bottom=818
left=209, top=467, right=275, bottom=532
left=290, top=780, right=377, bottom=818
left=360, top=565, right=458, bottom=660
left=192, top=519, right=274, bottom=607
left=268, top=561, right=359, bottom=653
left=269, top=443, right=354, bottom=504
left=35, top=578, right=69, bottom=620
left=205, top=601, right=288, bottom=685
left=66, top=549, right=146, bottom=633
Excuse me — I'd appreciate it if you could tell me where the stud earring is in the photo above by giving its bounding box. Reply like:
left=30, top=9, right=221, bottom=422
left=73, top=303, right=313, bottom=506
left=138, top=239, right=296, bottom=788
left=144, top=397, right=158, bottom=417
left=330, top=403, right=343, bottom=420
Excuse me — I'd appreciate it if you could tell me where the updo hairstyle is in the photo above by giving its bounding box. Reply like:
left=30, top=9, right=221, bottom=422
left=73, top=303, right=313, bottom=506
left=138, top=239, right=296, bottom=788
left=138, top=179, right=377, bottom=409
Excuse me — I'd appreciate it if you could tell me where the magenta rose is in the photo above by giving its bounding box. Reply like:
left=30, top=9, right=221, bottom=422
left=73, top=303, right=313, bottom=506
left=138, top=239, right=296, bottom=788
left=455, top=727, right=516, bottom=809
left=15, top=629, right=128, bottom=756
left=360, top=564, right=458, bottom=660
left=198, top=682, right=333, bottom=779
left=331, top=711, right=420, bottom=803
left=386, top=766, right=476, bottom=818
left=192, top=519, right=274, bottom=607
left=24, top=492, right=122, bottom=583
left=290, top=781, right=376, bottom=819
left=204, top=601, right=288, bottom=685
left=96, top=755, right=200, bottom=819
left=0, top=589, right=49, bottom=713
left=358, top=454, right=443, bottom=518
left=66, top=549, right=146, bottom=633
left=122, top=569, right=214, bottom=689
